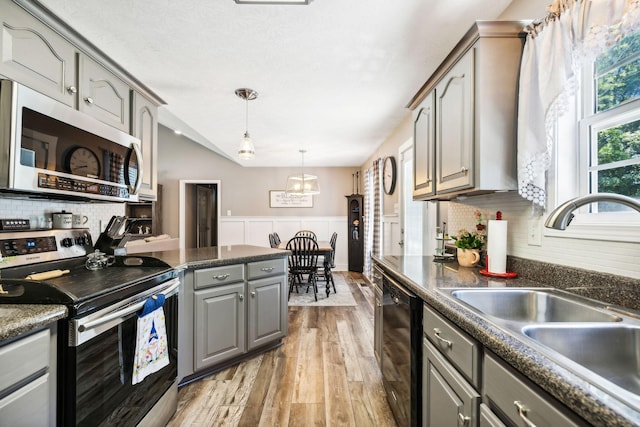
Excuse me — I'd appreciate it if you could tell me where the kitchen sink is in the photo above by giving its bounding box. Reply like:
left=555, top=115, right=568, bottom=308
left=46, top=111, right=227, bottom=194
left=523, top=324, right=640, bottom=395
left=446, top=288, right=622, bottom=323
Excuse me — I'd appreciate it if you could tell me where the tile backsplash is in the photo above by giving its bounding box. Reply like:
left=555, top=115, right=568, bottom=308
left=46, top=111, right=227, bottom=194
left=0, top=195, right=125, bottom=238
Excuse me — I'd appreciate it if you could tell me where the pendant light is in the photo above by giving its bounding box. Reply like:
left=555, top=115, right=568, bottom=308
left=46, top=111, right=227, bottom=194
left=235, top=88, right=257, bottom=159
left=286, top=149, right=320, bottom=195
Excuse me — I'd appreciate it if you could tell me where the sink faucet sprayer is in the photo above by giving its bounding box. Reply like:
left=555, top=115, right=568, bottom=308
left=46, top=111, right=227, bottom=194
left=545, top=193, right=640, bottom=230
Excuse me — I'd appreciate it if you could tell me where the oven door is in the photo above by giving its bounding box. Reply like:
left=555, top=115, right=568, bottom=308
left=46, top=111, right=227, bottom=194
left=61, top=278, right=179, bottom=426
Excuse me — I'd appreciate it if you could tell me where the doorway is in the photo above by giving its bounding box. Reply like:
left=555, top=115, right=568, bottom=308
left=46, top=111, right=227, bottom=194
left=179, top=180, right=221, bottom=249
left=399, top=140, right=437, bottom=257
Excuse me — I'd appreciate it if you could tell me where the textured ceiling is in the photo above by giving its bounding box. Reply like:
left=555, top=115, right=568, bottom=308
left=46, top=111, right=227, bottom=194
left=38, top=0, right=513, bottom=167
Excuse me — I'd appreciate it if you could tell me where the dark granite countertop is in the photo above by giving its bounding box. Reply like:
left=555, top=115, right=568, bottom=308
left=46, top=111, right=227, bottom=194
left=374, top=255, right=640, bottom=427
left=138, top=244, right=289, bottom=270
left=0, top=304, right=67, bottom=342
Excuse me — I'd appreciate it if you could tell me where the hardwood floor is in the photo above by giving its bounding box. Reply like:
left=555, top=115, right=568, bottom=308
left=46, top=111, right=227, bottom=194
left=168, top=272, right=397, bottom=427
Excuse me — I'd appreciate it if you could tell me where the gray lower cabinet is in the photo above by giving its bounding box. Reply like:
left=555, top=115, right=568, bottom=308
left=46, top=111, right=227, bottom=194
left=195, top=282, right=246, bottom=370
left=479, top=403, right=506, bottom=427
left=423, top=338, right=480, bottom=427
left=483, top=351, right=588, bottom=427
left=188, top=257, right=288, bottom=377
left=423, top=302, right=481, bottom=427
left=0, top=326, right=56, bottom=427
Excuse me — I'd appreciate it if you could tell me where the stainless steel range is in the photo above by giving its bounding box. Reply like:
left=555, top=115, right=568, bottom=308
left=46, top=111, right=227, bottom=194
left=0, top=229, right=179, bottom=426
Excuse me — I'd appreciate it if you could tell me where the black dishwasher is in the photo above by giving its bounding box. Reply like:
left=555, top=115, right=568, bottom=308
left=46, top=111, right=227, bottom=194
left=382, top=270, right=423, bottom=426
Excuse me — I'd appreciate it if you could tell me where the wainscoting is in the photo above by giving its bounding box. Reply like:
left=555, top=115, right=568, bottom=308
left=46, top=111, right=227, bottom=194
left=220, top=216, right=349, bottom=271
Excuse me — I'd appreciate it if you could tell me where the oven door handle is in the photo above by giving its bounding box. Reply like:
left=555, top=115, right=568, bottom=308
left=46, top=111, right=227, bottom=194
left=77, top=279, right=180, bottom=333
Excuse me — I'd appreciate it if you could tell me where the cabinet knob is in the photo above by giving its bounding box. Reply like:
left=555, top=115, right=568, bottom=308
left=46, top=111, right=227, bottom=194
left=514, top=401, right=537, bottom=427
left=239, top=294, right=244, bottom=301
left=460, top=166, right=468, bottom=174
left=66, top=85, right=77, bottom=94
left=84, top=97, right=94, bottom=104
left=457, top=412, right=471, bottom=427
left=250, top=291, right=256, bottom=297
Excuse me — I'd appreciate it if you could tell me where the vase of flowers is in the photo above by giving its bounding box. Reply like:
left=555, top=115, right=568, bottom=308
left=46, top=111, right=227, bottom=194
left=452, top=229, right=485, bottom=267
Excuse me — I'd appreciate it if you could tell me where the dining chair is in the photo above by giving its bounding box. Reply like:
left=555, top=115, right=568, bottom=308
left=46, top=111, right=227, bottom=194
left=294, top=230, right=317, bottom=240
left=273, top=232, right=281, bottom=245
left=286, top=236, right=319, bottom=301
left=268, top=233, right=278, bottom=248
left=318, top=232, right=337, bottom=293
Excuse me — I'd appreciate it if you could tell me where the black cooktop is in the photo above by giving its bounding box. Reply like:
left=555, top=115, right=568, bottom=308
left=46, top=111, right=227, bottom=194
left=0, top=255, right=176, bottom=315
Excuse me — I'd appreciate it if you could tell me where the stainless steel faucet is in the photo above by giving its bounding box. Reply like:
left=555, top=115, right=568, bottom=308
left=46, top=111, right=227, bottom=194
left=545, top=193, right=640, bottom=230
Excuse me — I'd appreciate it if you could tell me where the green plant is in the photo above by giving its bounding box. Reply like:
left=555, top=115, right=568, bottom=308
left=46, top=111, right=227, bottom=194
left=452, top=229, right=485, bottom=250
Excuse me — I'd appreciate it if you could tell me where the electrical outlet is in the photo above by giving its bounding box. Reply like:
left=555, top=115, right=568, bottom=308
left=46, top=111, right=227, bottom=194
left=528, top=218, right=542, bottom=246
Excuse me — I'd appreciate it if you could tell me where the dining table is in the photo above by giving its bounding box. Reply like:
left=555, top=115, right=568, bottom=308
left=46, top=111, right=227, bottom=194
left=278, top=240, right=335, bottom=297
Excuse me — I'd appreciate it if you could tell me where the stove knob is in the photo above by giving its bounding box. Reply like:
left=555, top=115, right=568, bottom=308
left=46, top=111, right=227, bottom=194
left=61, top=237, right=74, bottom=248
left=75, top=236, right=86, bottom=246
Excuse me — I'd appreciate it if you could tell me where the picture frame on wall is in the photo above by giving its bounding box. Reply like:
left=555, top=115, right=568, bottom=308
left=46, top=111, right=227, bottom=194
left=269, top=190, right=313, bottom=208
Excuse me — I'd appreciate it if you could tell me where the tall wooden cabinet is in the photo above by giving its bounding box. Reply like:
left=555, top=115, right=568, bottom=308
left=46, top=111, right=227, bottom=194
left=346, top=194, right=364, bottom=272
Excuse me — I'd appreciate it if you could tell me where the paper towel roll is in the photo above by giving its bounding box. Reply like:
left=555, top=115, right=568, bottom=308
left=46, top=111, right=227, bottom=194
left=487, top=220, right=508, bottom=274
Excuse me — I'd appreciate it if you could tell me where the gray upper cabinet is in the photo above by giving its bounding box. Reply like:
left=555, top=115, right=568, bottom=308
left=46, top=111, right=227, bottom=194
left=79, top=54, right=131, bottom=132
left=435, top=50, right=474, bottom=194
left=413, top=91, right=436, bottom=199
left=0, top=1, right=77, bottom=107
left=409, top=21, right=528, bottom=200
left=132, top=91, right=158, bottom=200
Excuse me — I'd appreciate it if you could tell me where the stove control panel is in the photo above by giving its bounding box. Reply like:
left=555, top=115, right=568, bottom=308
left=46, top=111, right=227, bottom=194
left=0, top=229, right=93, bottom=268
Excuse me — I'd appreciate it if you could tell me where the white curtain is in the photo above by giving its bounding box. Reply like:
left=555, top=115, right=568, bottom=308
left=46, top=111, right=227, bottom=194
left=517, top=0, right=640, bottom=208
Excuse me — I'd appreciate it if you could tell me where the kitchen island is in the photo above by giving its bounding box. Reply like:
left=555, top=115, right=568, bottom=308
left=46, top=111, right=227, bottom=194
left=374, top=255, right=640, bottom=427
left=144, top=244, right=290, bottom=384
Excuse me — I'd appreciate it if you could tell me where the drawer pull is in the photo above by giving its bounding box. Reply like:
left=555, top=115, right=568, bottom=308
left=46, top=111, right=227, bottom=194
left=514, top=401, right=537, bottom=427
left=213, top=274, right=230, bottom=280
left=457, top=412, right=470, bottom=427
left=433, top=328, right=453, bottom=348
left=260, top=267, right=274, bottom=272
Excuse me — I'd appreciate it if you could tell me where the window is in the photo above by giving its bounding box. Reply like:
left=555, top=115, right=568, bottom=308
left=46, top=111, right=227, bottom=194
left=550, top=31, right=640, bottom=241
left=582, top=31, right=640, bottom=212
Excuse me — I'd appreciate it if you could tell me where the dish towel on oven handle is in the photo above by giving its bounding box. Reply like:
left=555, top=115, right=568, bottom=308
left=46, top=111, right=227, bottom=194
left=132, top=294, right=170, bottom=385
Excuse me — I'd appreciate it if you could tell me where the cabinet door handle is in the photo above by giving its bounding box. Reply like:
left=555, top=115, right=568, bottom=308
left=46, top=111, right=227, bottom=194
left=213, top=274, right=230, bottom=281
left=460, top=166, right=468, bottom=174
left=66, top=85, right=77, bottom=94
left=239, top=294, right=244, bottom=301
left=250, top=291, right=256, bottom=297
left=514, top=401, right=537, bottom=427
left=84, top=96, right=94, bottom=104
left=433, top=328, right=453, bottom=348
left=260, top=267, right=274, bottom=272
left=457, top=412, right=470, bottom=427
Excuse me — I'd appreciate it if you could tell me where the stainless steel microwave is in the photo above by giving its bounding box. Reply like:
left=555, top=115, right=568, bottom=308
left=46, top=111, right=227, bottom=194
left=0, top=80, right=142, bottom=202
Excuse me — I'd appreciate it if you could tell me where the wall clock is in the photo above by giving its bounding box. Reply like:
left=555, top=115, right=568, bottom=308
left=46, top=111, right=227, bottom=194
left=66, top=147, right=100, bottom=178
left=383, top=155, right=397, bottom=195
